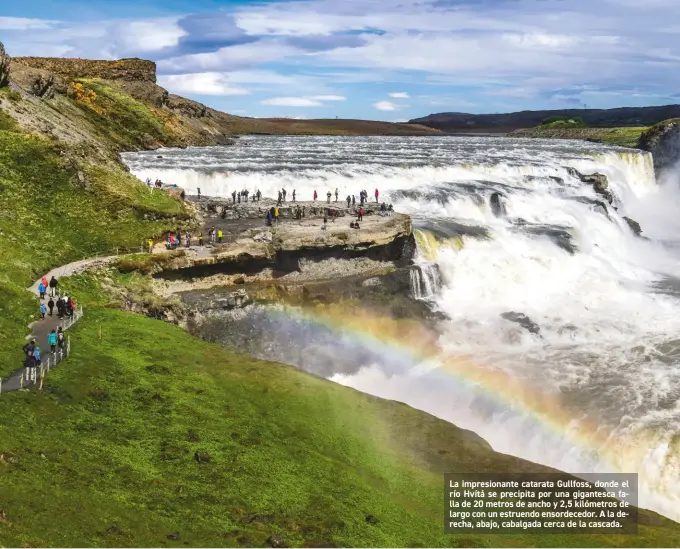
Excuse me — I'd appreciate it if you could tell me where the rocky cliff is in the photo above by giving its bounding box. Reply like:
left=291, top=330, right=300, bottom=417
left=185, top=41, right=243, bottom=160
left=637, top=119, right=680, bottom=174
left=12, top=57, right=157, bottom=83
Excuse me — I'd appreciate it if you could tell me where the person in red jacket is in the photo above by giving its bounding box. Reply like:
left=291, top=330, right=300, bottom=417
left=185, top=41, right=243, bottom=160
left=313, top=190, right=318, bottom=201
left=374, top=188, right=379, bottom=203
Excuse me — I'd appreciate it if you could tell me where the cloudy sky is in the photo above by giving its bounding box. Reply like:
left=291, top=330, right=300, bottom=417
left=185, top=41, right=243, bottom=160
left=1, top=0, right=679, bottom=120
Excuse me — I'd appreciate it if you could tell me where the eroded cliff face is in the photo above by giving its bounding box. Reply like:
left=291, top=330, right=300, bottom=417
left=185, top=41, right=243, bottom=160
left=12, top=57, right=157, bottom=83
left=638, top=119, right=680, bottom=175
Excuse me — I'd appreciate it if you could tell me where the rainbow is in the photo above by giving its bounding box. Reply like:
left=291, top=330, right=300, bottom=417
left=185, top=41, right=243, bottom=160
left=266, top=301, right=652, bottom=475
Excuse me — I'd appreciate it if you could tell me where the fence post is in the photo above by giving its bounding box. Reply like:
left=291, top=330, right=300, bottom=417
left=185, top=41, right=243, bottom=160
left=0, top=377, right=2, bottom=393
left=20, top=373, right=24, bottom=389
left=67, top=336, right=71, bottom=358
left=39, top=370, right=44, bottom=391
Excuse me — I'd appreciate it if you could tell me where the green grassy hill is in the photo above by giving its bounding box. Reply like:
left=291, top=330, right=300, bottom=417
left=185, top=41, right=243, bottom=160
left=1, top=49, right=679, bottom=547
left=509, top=126, right=648, bottom=148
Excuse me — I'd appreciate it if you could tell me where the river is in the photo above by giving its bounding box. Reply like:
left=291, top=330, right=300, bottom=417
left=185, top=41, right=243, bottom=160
left=123, top=135, right=680, bottom=521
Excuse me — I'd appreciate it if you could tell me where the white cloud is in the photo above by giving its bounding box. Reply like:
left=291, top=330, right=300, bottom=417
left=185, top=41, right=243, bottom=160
left=309, top=95, right=346, bottom=101
left=261, top=97, right=323, bottom=106
left=373, top=100, right=399, bottom=111
left=389, top=92, right=409, bottom=99
left=158, top=73, right=251, bottom=96
left=0, top=17, right=56, bottom=30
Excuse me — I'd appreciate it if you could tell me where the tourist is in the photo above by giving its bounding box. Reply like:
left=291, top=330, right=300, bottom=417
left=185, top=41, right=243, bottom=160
left=186, top=232, right=192, bottom=247
left=177, top=233, right=182, bottom=247
left=352, top=195, right=356, bottom=207
left=148, top=239, right=153, bottom=253
left=313, top=190, right=318, bottom=201
left=69, top=297, right=76, bottom=318
left=197, top=187, right=201, bottom=198
left=40, top=302, right=47, bottom=319
left=327, top=191, right=332, bottom=204
left=375, top=188, right=379, bottom=203
left=217, top=229, right=223, bottom=243
left=292, top=189, right=296, bottom=202
left=274, top=206, right=280, bottom=224
left=282, top=189, right=287, bottom=202
left=322, top=211, right=328, bottom=231
left=23, top=338, right=36, bottom=365
left=256, top=189, right=261, bottom=201
left=357, top=207, right=364, bottom=222
left=57, top=327, right=64, bottom=352
left=277, top=190, right=282, bottom=206
left=335, top=188, right=339, bottom=202
left=38, top=281, right=46, bottom=300
left=49, top=275, right=58, bottom=297
left=266, top=209, right=273, bottom=226
left=47, top=297, right=55, bottom=316
left=34, top=346, right=41, bottom=368
left=48, top=329, right=57, bottom=354
left=198, top=232, right=204, bottom=246
left=237, top=192, right=241, bottom=204
left=180, top=189, right=186, bottom=201
left=346, top=195, right=351, bottom=208
left=302, top=205, right=306, bottom=217
left=388, top=204, right=394, bottom=216
left=232, top=190, right=236, bottom=203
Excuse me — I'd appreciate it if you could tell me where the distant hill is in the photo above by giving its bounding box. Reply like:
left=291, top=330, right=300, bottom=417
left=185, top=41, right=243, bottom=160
left=409, top=105, right=680, bottom=133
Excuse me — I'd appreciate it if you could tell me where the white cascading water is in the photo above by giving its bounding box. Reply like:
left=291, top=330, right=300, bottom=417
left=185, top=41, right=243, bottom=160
left=124, top=135, right=680, bottom=521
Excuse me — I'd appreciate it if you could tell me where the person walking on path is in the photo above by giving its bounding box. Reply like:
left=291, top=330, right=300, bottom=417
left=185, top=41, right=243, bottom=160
left=38, top=281, right=46, bottom=300
left=49, top=275, right=58, bottom=297
left=40, top=303, right=47, bottom=319
left=346, top=195, right=351, bottom=208
left=352, top=195, right=356, bottom=207
left=34, top=346, right=41, bottom=368
left=48, top=297, right=55, bottom=316
left=198, top=232, right=204, bottom=246
left=148, top=239, right=154, bottom=253
left=326, top=191, right=332, bottom=204
left=256, top=189, right=261, bottom=201
left=232, top=190, right=237, bottom=203
left=282, top=189, right=287, bottom=202
left=48, top=330, right=57, bottom=354
left=197, top=187, right=201, bottom=198
left=41, top=275, right=48, bottom=291
left=375, top=188, right=379, bottom=203
left=313, top=190, right=318, bottom=201
left=69, top=297, right=76, bottom=318
left=186, top=232, right=192, bottom=247
left=357, top=207, right=364, bottom=222
left=217, top=229, right=223, bottom=243
left=292, top=189, right=296, bottom=202
left=335, top=188, right=339, bottom=202
left=57, top=328, right=64, bottom=352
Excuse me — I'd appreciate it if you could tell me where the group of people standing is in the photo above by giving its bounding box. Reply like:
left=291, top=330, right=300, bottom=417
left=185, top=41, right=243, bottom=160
left=232, top=189, right=262, bottom=203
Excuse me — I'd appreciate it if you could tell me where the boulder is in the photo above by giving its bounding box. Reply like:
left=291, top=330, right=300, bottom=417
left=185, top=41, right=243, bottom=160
left=566, top=168, right=614, bottom=204
left=623, top=216, right=642, bottom=237
left=500, top=311, right=541, bottom=335
left=0, top=42, right=10, bottom=87
left=489, top=192, right=507, bottom=217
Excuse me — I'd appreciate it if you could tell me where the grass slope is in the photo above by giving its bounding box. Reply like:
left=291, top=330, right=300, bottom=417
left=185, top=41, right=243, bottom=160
left=509, top=126, right=648, bottom=148
left=0, top=114, right=190, bottom=376
left=1, top=274, right=679, bottom=547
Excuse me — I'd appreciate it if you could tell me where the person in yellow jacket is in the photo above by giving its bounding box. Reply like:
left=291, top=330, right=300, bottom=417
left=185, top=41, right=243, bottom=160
left=147, top=239, right=153, bottom=253
left=274, top=206, right=279, bottom=224
left=217, top=229, right=223, bottom=243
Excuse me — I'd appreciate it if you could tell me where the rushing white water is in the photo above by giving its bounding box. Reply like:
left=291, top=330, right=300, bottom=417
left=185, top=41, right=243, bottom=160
left=124, top=135, right=680, bottom=520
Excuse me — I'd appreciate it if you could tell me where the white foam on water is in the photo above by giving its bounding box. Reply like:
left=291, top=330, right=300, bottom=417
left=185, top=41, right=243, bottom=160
left=123, top=136, right=680, bottom=521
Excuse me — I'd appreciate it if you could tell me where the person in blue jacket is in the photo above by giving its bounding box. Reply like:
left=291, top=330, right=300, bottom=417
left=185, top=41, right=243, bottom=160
left=38, top=281, right=46, bottom=299
left=48, top=330, right=57, bottom=353
left=40, top=303, right=47, bottom=319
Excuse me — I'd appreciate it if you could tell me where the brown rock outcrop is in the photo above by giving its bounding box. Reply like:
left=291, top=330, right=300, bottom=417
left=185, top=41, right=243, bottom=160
left=12, top=57, right=156, bottom=83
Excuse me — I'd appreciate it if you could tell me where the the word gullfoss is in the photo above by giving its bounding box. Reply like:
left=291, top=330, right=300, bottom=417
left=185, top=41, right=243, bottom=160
left=125, top=135, right=680, bottom=521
